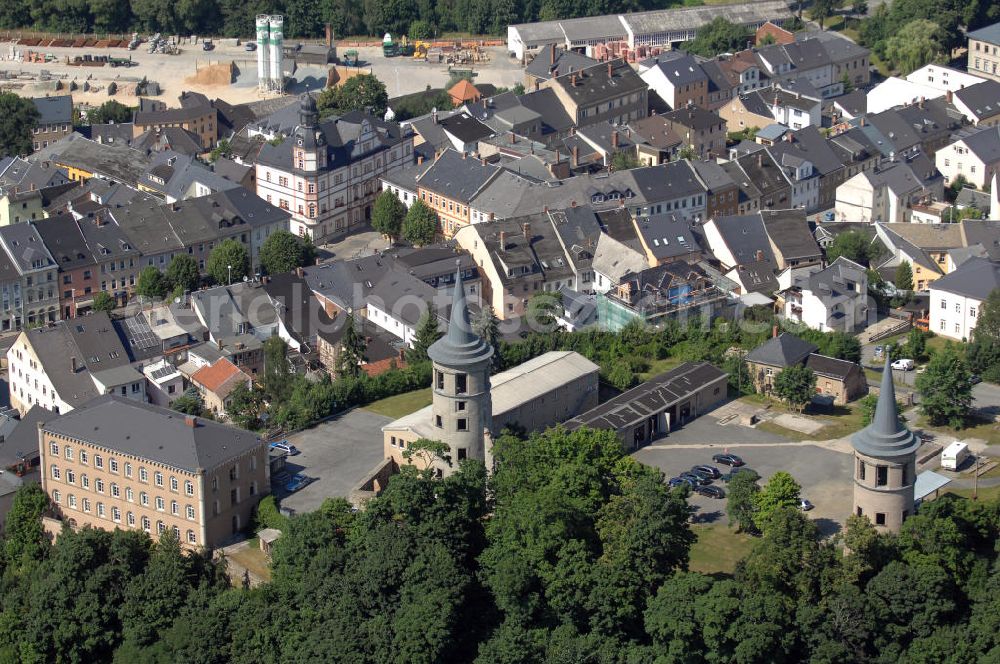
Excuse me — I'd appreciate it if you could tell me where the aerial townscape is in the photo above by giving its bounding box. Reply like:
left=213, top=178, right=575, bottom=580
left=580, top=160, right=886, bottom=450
left=3, top=0, right=1000, bottom=661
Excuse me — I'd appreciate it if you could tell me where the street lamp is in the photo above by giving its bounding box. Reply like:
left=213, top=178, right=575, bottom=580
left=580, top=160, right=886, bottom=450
left=227, top=264, right=232, bottom=285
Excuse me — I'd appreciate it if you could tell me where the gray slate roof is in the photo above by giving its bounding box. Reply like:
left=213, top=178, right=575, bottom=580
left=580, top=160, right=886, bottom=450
left=746, top=332, right=818, bottom=367
left=851, top=357, right=919, bottom=458
left=968, top=21, right=1000, bottom=46
left=32, top=95, right=73, bottom=125
left=43, top=395, right=262, bottom=473
left=930, top=257, right=1000, bottom=300
left=417, top=149, right=501, bottom=204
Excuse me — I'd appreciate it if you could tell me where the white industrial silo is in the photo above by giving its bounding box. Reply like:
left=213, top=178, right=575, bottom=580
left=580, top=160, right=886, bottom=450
left=269, top=15, right=284, bottom=91
left=256, top=15, right=270, bottom=92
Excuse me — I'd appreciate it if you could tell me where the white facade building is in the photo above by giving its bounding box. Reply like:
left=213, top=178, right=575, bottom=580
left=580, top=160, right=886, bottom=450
left=929, top=257, right=1000, bottom=341
left=255, top=95, right=414, bottom=241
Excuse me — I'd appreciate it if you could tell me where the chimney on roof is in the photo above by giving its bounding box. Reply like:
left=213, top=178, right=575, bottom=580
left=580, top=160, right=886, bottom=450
left=571, top=74, right=577, bottom=87
left=432, top=109, right=438, bottom=124
left=184, top=415, right=198, bottom=428
left=572, top=145, right=579, bottom=167
left=784, top=132, right=793, bottom=143
left=772, top=324, right=778, bottom=338
left=611, top=130, right=619, bottom=149
left=571, top=200, right=577, bottom=208
left=756, top=249, right=765, bottom=261
left=860, top=117, right=866, bottom=127
left=70, top=356, right=77, bottom=373
left=417, top=155, right=424, bottom=165
left=946, top=89, right=953, bottom=104
left=918, top=96, right=924, bottom=109
left=550, top=43, right=556, bottom=66
left=509, top=131, right=516, bottom=144
left=522, top=222, right=531, bottom=239
left=462, top=152, right=467, bottom=159
left=480, top=156, right=487, bottom=166
left=757, top=153, right=763, bottom=168
left=607, top=62, right=613, bottom=78
left=216, top=338, right=223, bottom=350
left=295, top=266, right=304, bottom=278
left=499, top=230, right=506, bottom=251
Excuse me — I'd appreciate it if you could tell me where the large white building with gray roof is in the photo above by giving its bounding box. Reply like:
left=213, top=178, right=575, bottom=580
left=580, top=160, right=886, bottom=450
left=506, top=1, right=793, bottom=60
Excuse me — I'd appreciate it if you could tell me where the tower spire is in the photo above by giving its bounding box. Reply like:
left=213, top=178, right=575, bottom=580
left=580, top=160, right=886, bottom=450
left=427, top=262, right=493, bottom=366
left=851, top=356, right=919, bottom=458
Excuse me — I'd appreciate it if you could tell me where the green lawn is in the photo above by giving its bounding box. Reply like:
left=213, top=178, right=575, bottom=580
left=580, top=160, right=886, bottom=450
left=639, top=357, right=684, bottom=381
left=940, top=486, right=1000, bottom=502
left=739, top=396, right=865, bottom=441
left=688, top=524, right=755, bottom=575
left=362, top=387, right=432, bottom=418
left=916, top=415, right=1000, bottom=446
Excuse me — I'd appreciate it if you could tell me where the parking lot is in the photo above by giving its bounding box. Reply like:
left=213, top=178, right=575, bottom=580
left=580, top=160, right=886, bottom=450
left=634, top=442, right=854, bottom=536
left=275, top=408, right=390, bottom=513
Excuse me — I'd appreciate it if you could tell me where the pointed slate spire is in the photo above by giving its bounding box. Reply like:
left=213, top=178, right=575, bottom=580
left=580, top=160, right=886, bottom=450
left=851, top=356, right=919, bottom=458
left=428, top=263, right=493, bottom=367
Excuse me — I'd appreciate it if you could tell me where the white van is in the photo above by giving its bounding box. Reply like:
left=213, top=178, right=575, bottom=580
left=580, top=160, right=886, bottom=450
left=941, top=441, right=970, bottom=471
left=891, top=358, right=915, bottom=371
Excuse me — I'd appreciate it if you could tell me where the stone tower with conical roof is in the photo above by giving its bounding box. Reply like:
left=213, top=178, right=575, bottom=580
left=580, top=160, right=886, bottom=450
left=427, top=265, right=494, bottom=476
left=850, top=357, right=920, bottom=532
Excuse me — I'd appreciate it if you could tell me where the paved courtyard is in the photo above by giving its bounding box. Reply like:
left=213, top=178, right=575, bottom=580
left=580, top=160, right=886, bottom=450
left=635, top=442, right=854, bottom=536
left=277, top=408, right=390, bottom=514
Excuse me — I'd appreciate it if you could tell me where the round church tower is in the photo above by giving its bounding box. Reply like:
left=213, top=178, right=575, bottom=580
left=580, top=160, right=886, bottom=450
left=427, top=266, right=493, bottom=476
left=850, top=357, right=920, bottom=532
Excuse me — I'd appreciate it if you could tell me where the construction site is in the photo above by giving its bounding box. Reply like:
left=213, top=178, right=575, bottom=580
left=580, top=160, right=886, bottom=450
left=0, top=28, right=522, bottom=109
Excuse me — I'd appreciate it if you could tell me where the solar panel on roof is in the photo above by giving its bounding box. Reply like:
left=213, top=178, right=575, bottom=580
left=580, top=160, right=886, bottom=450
left=124, top=315, right=159, bottom=349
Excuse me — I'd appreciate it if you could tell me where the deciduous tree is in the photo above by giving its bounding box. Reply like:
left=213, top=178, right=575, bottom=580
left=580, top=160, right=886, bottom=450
left=0, top=92, right=39, bottom=156
left=206, top=238, right=249, bottom=285
left=772, top=364, right=816, bottom=412
left=166, top=253, right=200, bottom=293
left=916, top=343, right=973, bottom=428
left=402, top=199, right=438, bottom=246
left=726, top=468, right=760, bottom=533
left=336, top=314, right=367, bottom=378
left=259, top=230, right=315, bottom=275
left=136, top=266, right=168, bottom=300
left=752, top=471, right=802, bottom=531
left=372, top=190, right=407, bottom=242
left=91, top=291, right=116, bottom=312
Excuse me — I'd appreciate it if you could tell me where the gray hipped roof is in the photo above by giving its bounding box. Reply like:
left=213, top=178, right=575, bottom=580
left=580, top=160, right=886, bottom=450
left=43, top=395, right=263, bottom=473
left=746, top=332, right=818, bottom=367
left=851, top=357, right=919, bottom=458
left=427, top=267, right=493, bottom=367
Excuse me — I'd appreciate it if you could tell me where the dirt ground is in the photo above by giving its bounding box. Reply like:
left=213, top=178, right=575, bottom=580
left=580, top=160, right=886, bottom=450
left=0, top=40, right=523, bottom=108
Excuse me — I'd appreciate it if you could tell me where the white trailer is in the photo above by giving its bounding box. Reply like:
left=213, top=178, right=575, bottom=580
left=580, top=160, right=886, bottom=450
left=941, top=441, right=970, bottom=471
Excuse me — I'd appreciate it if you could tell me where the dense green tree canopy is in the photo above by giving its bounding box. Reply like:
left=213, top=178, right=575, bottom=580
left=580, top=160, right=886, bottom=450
left=0, top=92, right=39, bottom=156
left=259, top=230, right=316, bottom=275
left=317, top=74, right=389, bottom=118
left=372, top=190, right=407, bottom=242
left=916, top=343, right=973, bottom=428
left=136, top=266, right=168, bottom=300
left=165, top=254, right=200, bottom=294
left=773, top=364, right=816, bottom=412
left=683, top=18, right=751, bottom=58
left=206, top=239, right=250, bottom=285
left=403, top=200, right=439, bottom=246
left=86, top=100, right=133, bottom=125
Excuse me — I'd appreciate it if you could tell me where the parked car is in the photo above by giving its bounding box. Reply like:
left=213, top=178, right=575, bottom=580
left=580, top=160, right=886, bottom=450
left=668, top=477, right=691, bottom=488
left=245, top=41, right=257, bottom=51
left=722, top=467, right=757, bottom=483
left=270, top=440, right=300, bottom=456
left=691, top=464, right=721, bottom=479
left=688, top=467, right=716, bottom=482
left=695, top=485, right=726, bottom=499
left=970, top=374, right=982, bottom=385
left=285, top=473, right=314, bottom=493
left=823, top=211, right=835, bottom=221
left=799, top=499, right=814, bottom=512
left=202, top=40, right=214, bottom=51
left=891, top=358, right=915, bottom=371
left=712, top=453, right=744, bottom=467
left=680, top=472, right=712, bottom=486
left=874, top=345, right=884, bottom=357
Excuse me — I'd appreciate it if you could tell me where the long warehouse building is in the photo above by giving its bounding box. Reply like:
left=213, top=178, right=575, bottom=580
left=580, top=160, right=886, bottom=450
left=507, top=1, right=794, bottom=60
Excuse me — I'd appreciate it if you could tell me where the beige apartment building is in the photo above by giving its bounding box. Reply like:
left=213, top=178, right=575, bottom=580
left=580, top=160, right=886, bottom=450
left=39, top=396, right=269, bottom=549
left=968, top=22, right=1000, bottom=82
